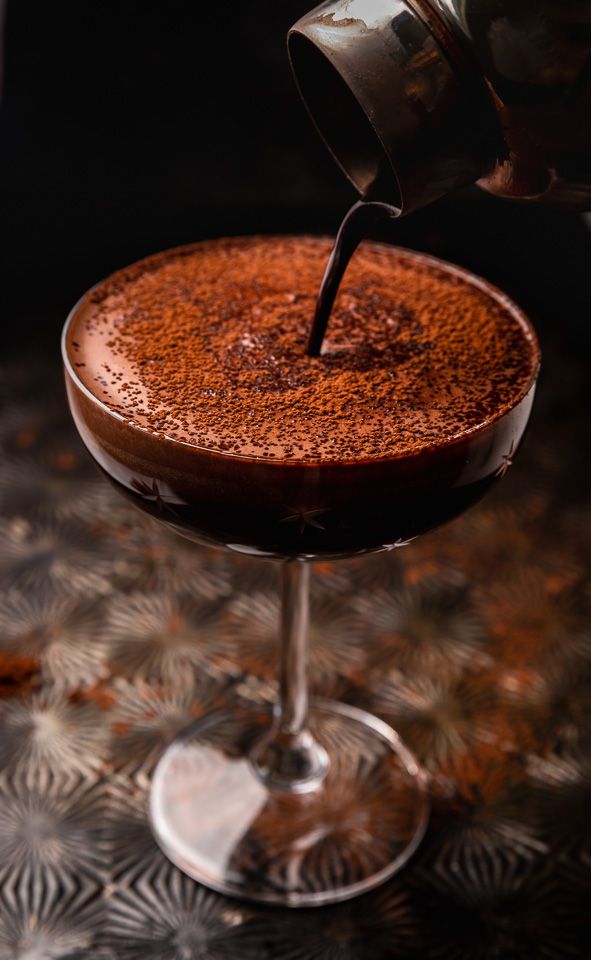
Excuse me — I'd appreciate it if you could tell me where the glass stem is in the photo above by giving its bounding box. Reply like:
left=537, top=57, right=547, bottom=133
left=279, top=559, right=310, bottom=736
left=251, top=559, right=329, bottom=791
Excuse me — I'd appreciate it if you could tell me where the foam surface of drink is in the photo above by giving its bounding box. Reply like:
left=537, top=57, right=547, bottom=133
left=68, top=237, right=538, bottom=462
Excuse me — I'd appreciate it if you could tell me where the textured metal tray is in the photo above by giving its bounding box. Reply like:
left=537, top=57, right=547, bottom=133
left=0, top=355, right=590, bottom=959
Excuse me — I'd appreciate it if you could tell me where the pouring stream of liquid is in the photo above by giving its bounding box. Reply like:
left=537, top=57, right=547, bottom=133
left=307, top=201, right=400, bottom=357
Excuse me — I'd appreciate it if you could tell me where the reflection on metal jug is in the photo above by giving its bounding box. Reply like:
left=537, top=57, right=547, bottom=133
left=289, top=0, right=591, bottom=213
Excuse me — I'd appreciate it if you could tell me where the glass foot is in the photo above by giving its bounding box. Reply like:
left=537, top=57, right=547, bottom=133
left=150, top=700, right=429, bottom=907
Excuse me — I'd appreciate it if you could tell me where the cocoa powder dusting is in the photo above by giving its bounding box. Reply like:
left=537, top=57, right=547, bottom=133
left=69, top=237, right=537, bottom=461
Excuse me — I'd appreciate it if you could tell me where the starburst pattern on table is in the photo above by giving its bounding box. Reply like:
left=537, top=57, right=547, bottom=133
left=105, top=859, right=261, bottom=960
left=0, top=589, right=110, bottom=690
left=420, top=856, right=584, bottom=960
left=364, top=671, right=500, bottom=770
left=444, top=503, right=539, bottom=583
left=339, top=550, right=406, bottom=596
left=225, top=589, right=365, bottom=693
left=0, top=354, right=590, bottom=955
left=416, top=751, right=548, bottom=906
left=395, top=533, right=470, bottom=592
left=0, top=770, right=109, bottom=886
left=0, top=516, right=114, bottom=598
left=474, top=567, right=591, bottom=670
left=0, top=456, right=102, bottom=523
left=103, top=589, right=236, bottom=683
left=497, top=660, right=591, bottom=757
left=214, top=703, right=425, bottom=901
left=0, top=688, right=109, bottom=776
left=228, top=554, right=280, bottom=596
left=104, top=777, right=163, bottom=887
left=238, top=748, right=421, bottom=900
left=526, top=752, right=591, bottom=863
left=0, top=872, right=106, bottom=960
left=109, top=676, right=227, bottom=777
left=112, top=522, right=234, bottom=599
left=354, top=580, right=490, bottom=679
left=248, top=881, right=419, bottom=960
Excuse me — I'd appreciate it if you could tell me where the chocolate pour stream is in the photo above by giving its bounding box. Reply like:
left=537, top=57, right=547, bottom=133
left=307, top=201, right=400, bottom=357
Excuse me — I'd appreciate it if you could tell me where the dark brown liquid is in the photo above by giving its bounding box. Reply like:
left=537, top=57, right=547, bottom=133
left=64, top=236, right=539, bottom=558
left=100, top=453, right=516, bottom=558
left=307, top=201, right=399, bottom=356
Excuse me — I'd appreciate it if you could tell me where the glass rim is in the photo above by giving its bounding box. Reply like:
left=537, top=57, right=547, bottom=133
left=61, top=236, right=541, bottom=468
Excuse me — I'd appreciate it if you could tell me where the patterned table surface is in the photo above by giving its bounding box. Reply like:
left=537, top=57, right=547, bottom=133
left=0, top=347, right=590, bottom=960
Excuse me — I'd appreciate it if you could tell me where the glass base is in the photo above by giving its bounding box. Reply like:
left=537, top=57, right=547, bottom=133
left=149, top=700, right=429, bottom=907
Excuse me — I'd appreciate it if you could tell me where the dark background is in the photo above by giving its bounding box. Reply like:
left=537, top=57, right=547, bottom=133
left=0, top=0, right=590, bottom=360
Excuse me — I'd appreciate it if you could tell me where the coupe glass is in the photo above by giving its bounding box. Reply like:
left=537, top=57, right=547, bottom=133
left=62, top=245, right=540, bottom=906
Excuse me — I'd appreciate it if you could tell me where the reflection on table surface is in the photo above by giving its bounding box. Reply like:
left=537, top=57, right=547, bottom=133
left=0, top=351, right=590, bottom=959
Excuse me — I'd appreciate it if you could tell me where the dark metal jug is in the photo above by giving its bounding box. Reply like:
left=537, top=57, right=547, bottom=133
left=289, top=0, right=591, bottom=213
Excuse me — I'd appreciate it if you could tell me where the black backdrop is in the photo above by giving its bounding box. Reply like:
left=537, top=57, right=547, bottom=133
left=1, top=0, right=590, bottom=358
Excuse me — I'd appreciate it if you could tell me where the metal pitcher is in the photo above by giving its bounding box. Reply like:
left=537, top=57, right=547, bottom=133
left=288, top=0, right=591, bottom=214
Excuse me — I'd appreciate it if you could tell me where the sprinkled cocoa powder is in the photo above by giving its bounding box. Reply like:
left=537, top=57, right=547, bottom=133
left=68, top=237, right=537, bottom=462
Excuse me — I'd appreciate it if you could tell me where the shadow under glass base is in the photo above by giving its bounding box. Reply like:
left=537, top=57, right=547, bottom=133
left=149, top=700, right=429, bottom=907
